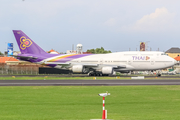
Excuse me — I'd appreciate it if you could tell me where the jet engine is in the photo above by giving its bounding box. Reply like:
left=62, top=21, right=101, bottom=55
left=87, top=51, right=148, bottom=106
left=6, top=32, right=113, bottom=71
left=71, top=65, right=91, bottom=74
left=102, top=67, right=113, bottom=74
left=72, top=65, right=84, bottom=73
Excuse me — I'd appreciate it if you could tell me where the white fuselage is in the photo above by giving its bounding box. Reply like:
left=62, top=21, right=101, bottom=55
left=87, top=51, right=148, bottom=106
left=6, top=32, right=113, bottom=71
left=41, top=51, right=177, bottom=73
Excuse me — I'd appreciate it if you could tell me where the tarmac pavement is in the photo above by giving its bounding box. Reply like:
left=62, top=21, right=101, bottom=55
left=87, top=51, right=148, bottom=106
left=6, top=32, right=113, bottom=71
left=1, top=79, right=180, bottom=86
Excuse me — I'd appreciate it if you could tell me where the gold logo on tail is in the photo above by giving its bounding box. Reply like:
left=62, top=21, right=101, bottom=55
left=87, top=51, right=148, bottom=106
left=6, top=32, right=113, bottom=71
left=20, top=36, right=32, bottom=50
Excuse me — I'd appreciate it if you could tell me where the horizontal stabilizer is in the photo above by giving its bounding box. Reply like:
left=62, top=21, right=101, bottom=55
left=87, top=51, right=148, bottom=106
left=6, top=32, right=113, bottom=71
left=11, top=55, right=37, bottom=59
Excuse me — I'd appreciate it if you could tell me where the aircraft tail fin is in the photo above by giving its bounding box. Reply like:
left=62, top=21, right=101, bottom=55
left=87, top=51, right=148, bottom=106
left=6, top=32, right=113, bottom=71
left=13, top=30, right=47, bottom=54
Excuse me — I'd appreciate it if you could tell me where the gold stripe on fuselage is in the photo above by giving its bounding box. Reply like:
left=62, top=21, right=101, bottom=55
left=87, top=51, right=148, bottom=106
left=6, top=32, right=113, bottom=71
left=47, top=54, right=78, bottom=62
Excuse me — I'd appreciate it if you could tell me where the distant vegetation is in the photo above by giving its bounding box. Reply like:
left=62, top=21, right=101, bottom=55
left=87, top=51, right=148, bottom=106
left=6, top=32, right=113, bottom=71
left=0, top=51, right=3, bottom=55
left=86, top=47, right=111, bottom=54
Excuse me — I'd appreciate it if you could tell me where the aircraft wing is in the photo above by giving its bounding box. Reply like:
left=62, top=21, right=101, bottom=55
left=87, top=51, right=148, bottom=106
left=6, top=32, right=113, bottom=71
left=43, top=62, right=98, bottom=66
left=44, top=62, right=126, bottom=68
left=76, top=63, right=126, bottom=68
left=41, top=61, right=128, bottom=71
left=79, top=63, right=98, bottom=67
left=43, top=62, right=70, bottom=65
left=113, top=65, right=126, bottom=68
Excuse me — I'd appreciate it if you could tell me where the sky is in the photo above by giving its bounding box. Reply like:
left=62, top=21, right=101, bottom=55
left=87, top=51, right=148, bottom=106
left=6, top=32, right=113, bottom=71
left=0, top=0, right=180, bottom=53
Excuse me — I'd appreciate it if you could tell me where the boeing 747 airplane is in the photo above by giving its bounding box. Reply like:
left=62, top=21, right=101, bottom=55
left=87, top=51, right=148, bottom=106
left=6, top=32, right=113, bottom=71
left=12, top=30, right=177, bottom=76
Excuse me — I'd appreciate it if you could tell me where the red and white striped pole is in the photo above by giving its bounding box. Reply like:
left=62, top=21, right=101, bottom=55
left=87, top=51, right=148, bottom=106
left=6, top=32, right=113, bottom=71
left=102, top=96, right=106, bottom=119
left=98, top=92, right=110, bottom=119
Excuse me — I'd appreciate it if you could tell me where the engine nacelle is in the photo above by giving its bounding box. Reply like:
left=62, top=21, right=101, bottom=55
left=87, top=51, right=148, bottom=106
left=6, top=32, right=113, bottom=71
left=102, top=67, right=113, bottom=74
left=72, top=65, right=84, bottom=73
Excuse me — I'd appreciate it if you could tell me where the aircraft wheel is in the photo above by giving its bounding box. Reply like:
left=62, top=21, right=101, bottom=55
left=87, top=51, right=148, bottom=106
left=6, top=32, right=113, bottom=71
left=102, top=74, right=108, bottom=76
left=88, top=73, right=93, bottom=76
left=97, top=73, right=101, bottom=76
left=157, top=74, right=161, bottom=77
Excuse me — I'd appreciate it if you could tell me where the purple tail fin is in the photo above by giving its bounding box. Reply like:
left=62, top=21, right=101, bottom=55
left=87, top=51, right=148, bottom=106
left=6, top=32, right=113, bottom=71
left=13, top=30, right=47, bottom=54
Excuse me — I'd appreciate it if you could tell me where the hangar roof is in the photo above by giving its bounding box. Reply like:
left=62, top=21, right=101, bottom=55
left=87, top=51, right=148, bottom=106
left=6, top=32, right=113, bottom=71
left=165, top=47, right=180, bottom=53
left=0, top=57, right=19, bottom=63
left=47, top=49, right=59, bottom=54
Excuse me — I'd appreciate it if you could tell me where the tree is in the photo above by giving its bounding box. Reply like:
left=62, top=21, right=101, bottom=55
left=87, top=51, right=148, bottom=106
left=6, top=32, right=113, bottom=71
left=86, top=47, right=111, bottom=54
left=0, top=51, right=3, bottom=55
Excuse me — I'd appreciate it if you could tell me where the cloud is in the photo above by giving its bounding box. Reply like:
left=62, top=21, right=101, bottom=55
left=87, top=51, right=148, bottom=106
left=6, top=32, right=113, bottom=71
left=104, top=18, right=117, bottom=27
left=122, top=7, right=176, bottom=32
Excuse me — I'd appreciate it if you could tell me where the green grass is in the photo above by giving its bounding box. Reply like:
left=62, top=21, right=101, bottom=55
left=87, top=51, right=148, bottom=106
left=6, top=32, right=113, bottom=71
left=1, top=86, right=180, bottom=120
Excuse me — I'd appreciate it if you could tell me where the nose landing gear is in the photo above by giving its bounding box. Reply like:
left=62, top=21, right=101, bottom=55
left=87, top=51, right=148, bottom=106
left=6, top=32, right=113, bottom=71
left=157, top=73, right=161, bottom=77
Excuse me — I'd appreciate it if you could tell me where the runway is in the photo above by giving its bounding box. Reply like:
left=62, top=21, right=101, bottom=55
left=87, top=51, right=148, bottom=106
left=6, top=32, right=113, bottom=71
left=1, top=75, right=180, bottom=78
left=1, top=79, right=180, bottom=86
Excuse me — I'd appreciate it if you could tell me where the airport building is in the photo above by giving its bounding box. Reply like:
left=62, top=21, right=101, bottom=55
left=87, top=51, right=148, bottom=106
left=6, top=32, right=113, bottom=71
left=67, top=44, right=83, bottom=54
left=67, top=44, right=91, bottom=54
left=0, top=57, right=19, bottom=64
left=47, top=49, right=59, bottom=54
left=165, top=47, right=180, bottom=58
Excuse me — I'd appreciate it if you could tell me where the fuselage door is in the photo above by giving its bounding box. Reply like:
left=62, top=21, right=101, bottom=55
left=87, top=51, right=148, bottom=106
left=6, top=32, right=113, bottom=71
left=151, top=59, right=154, bottom=65
left=127, top=58, right=131, bottom=65
left=99, top=58, right=103, bottom=64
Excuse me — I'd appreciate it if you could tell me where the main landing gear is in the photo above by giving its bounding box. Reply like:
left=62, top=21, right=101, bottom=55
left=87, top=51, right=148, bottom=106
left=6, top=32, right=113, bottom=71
left=157, top=73, right=161, bottom=77
left=88, top=72, right=102, bottom=76
left=88, top=71, right=109, bottom=76
left=156, top=70, right=162, bottom=77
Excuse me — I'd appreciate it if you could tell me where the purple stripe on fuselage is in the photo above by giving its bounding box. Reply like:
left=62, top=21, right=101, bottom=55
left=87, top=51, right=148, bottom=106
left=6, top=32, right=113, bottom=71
left=16, top=53, right=93, bottom=68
